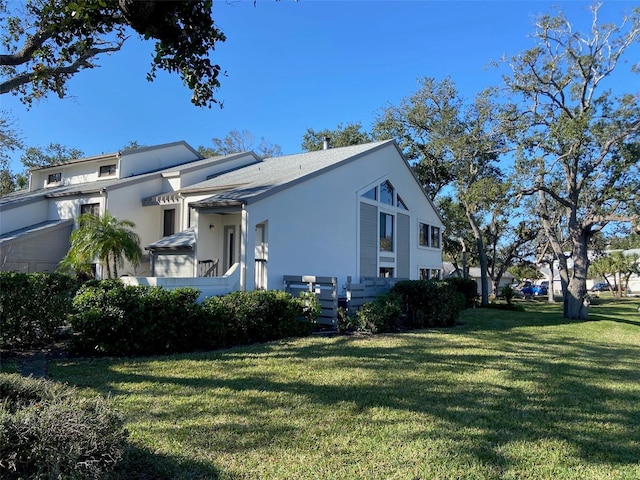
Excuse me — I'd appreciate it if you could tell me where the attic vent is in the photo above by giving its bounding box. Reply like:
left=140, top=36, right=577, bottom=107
left=323, top=136, right=331, bottom=150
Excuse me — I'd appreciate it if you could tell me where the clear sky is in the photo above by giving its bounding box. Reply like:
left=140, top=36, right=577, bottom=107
left=1, top=0, right=638, bottom=172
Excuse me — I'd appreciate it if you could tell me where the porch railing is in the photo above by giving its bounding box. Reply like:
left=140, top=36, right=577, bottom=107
left=122, top=263, right=240, bottom=301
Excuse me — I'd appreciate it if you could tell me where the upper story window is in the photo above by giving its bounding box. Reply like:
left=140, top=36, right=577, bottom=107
left=379, top=180, right=394, bottom=205
left=80, top=203, right=100, bottom=217
left=419, top=222, right=430, bottom=247
left=47, top=172, right=61, bottom=184
left=362, top=186, right=377, bottom=200
left=99, top=164, right=117, bottom=177
left=361, top=180, right=408, bottom=211
left=380, top=212, right=394, bottom=252
left=431, top=226, right=441, bottom=249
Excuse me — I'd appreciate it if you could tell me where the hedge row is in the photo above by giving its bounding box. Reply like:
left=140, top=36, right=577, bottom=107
left=340, top=279, right=469, bottom=333
left=0, top=373, right=127, bottom=480
left=70, top=280, right=319, bottom=356
left=0, top=272, right=79, bottom=349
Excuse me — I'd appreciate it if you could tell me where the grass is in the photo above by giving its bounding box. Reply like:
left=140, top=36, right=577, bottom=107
left=48, top=298, right=640, bottom=479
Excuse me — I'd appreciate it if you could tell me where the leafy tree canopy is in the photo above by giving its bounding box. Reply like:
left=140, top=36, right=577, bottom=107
left=504, top=4, right=640, bottom=318
left=21, top=142, right=84, bottom=169
left=0, top=0, right=226, bottom=107
left=198, top=129, right=282, bottom=158
left=301, top=122, right=373, bottom=152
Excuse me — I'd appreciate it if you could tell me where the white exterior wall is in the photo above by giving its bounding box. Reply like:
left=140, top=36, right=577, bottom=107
left=0, top=200, right=49, bottom=233
left=49, top=195, right=105, bottom=222
left=243, top=144, right=443, bottom=292
left=31, top=157, right=119, bottom=189
left=119, top=144, right=200, bottom=178
left=196, top=213, right=242, bottom=275
left=178, top=153, right=259, bottom=189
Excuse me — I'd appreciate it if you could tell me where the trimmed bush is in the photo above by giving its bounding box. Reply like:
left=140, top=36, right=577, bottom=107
left=0, top=373, right=127, bottom=479
left=71, top=281, right=318, bottom=356
left=353, top=292, right=403, bottom=333
left=202, top=290, right=317, bottom=347
left=443, top=276, right=479, bottom=308
left=0, top=272, right=78, bottom=349
left=70, top=280, right=210, bottom=356
left=391, top=280, right=466, bottom=328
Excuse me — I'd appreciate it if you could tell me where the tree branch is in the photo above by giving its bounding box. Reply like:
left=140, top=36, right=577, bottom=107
left=0, top=40, right=126, bottom=96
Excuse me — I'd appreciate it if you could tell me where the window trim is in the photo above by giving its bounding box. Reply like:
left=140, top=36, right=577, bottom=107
left=47, top=172, right=62, bottom=184
left=99, top=164, right=117, bottom=177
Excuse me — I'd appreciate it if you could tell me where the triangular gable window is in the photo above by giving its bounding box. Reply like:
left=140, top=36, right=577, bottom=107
left=362, top=186, right=377, bottom=200
left=380, top=180, right=394, bottom=205
left=361, top=180, right=409, bottom=211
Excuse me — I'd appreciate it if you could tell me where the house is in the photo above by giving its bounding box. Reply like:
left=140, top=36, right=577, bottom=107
left=1, top=139, right=444, bottom=300
left=443, top=262, right=515, bottom=295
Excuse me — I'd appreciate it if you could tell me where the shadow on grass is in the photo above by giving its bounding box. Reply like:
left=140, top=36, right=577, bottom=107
left=109, top=444, right=226, bottom=480
left=51, top=300, right=640, bottom=477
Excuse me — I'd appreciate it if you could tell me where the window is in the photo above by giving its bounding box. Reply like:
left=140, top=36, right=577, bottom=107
left=47, top=172, right=61, bottom=184
left=397, top=195, right=408, bottom=210
left=419, top=268, right=441, bottom=280
left=379, top=267, right=394, bottom=278
left=99, top=164, right=116, bottom=177
left=380, top=212, right=394, bottom=252
left=431, top=226, right=441, bottom=249
left=362, top=186, right=377, bottom=200
left=80, top=203, right=100, bottom=216
left=419, top=222, right=430, bottom=247
left=379, top=180, right=394, bottom=205
left=163, top=209, right=176, bottom=237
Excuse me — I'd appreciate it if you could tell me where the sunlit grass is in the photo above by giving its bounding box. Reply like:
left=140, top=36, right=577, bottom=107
left=49, top=299, right=640, bottom=479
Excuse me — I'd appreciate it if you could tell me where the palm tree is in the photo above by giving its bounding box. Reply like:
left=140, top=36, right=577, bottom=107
left=60, top=210, right=142, bottom=278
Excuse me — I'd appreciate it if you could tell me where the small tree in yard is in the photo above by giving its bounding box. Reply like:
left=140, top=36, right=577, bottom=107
left=61, top=211, right=142, bottom=279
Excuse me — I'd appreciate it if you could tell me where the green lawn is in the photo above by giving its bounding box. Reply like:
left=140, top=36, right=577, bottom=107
left=49, top=299, right=640, bottom=480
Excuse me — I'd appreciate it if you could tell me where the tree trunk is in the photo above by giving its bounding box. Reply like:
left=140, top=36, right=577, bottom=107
left=564, top=232, right=591, bottom=320
left=466, top=211, right=489, bottom=306
left=477, top=236, right=489, bottom=306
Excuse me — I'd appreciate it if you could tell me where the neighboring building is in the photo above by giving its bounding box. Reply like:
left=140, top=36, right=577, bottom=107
left=0, top=140, right=444, bottom=298
left=443, top=262, right=515, bottom=295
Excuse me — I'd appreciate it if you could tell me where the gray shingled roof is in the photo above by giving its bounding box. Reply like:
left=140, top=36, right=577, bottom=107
left=0, top=219, right=73, bottom=243
left=146, top=227, right=196, bottom=250
left=189, top=140, right=393, bottom=208
left=0, top=151, right=254, bottom=211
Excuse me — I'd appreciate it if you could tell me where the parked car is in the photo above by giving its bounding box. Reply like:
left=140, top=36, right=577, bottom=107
left=591, top=282, right=616, bottom=292
left=517, top=283, right=548, bottom=298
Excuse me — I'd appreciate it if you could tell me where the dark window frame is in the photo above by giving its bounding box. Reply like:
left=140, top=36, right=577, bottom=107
left=47, top=172, right=61, bottom=184
left=99, top=164, right=117, bottom=177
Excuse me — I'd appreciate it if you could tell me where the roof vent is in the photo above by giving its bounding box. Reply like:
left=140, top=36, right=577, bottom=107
left=323, top=136, right=331, bottom=150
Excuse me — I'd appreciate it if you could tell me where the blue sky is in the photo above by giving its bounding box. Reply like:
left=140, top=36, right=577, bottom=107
left=1, top=0, right=638, bottom=172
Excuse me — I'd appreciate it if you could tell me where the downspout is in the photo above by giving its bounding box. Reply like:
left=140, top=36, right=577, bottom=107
left=240, top=205, right=248, bottom=291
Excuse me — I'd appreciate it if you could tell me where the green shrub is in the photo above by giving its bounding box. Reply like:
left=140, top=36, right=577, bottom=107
left=354, top=292, right=403, bottom=333
left=500, top=284, right=516, bottom=306
left=0, top=373, right=127, bottom=479
left=202, top=290, right=317, bottom=347
left=70, top=280, right=208, bottom=356
left=391, top=280, right=465, bottom=328
left=71, top=281, right=317, bottom=356
left=443, top=276, right=478, bottom=308
left=0, top=272, right=78, bottom=349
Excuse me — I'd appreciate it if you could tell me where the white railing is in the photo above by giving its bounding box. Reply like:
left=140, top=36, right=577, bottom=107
left=121, top=263, right=240, bottom=301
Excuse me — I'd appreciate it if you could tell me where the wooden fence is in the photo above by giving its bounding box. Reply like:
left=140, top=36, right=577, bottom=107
left=284, top=275, right=338, bottom=326
left=284, top=275, right=404, bottom=327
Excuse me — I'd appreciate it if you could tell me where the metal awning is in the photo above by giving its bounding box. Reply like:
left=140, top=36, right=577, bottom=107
left=146, top=228, right=195, bottom=251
